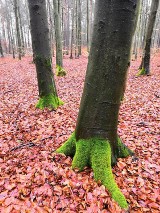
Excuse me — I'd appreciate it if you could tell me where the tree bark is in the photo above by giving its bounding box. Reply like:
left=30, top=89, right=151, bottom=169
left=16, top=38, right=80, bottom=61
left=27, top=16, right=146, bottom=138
left=14, top=0, right=22, bottom=60
left=77, top=0, right=81, bottom=56
left=53, top=0, right=64, bottom=75
left=28, top=0, right=63, bottom=109
left=87, top=0, right=90, bottom=52
left=70, top=0, right=75, bottom=59
left=138, top=0, right=159, bottom=75
left=57, top=0, right=140, bottom=208
left=0, top=39, right=4, bottom=57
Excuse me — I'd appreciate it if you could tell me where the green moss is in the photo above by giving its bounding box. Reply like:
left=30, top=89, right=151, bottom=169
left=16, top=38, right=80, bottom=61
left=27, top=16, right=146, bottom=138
left=56, top=65, right=66, bottom=77
left=34, top=55, right=52, bottom=69
left=91, top=139, right=128, bottom=209
left=36, top=94, right=64, bottom=110
left=56, top=136, right=128, bottom=209
left=72, top=139, right=91, bottom=171
left=117, top=137, right=134, bottom=158
left=136, top=67, right=146, bottom=76
left=56, top=132, right=76, bottom=156
left=44, top=58, right=52, bottom=68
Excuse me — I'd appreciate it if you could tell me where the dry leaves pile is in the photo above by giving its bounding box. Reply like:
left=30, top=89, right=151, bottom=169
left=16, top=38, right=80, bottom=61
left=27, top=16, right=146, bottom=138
left=0, top=52, right=160, bottom=213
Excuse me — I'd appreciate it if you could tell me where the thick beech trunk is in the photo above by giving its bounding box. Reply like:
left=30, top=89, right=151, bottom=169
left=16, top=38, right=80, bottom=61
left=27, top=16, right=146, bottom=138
left=138, top=0, right=159, bottom=75
left=28, top=0, right=63, bottom=109
left=57, top=0, right=139, bottom=208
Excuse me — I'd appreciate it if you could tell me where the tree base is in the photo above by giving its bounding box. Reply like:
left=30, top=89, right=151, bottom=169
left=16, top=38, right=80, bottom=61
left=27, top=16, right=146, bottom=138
left=136, top=68, right=150, bottom=76
left=56, top=65, right=66, bottom=77
left=36, top=94, right=64, bottom=110
left=56, top=133, right=133, bottom=209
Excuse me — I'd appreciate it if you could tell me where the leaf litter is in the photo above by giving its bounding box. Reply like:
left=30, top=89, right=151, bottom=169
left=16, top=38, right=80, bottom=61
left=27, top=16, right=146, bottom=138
left=0, top=53, right=160, bottom=212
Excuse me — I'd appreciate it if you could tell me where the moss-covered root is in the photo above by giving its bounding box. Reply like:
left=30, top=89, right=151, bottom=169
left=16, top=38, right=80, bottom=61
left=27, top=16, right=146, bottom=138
left=72, top=139, right=91, bottom=171
left=91, top=140, right=128, bottom=209
left=72, top=138, right=128, bottom=209
left=36, top=94, right=64, bottom=110
left=117, top=137, right=134, bottom=158
left=56, top=65, right=66, bottom=77
left=136, top=68, right=146, bottom=76
left=56, top=132, right=76, bottom=157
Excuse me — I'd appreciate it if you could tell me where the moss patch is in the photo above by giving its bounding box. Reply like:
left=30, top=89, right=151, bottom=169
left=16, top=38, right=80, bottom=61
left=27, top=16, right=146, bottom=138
left=136, top=68, right=146, bottom=76
left=56, top=136, right=128, bottom=209
left=117, top=137, right=134, bottom=158
left=56, top=65, right=66, bottom=77
left=91, top=139, right=128, bottom=209
left=36, top=94, right=64, bottom=110
left=56, top=132, right=76, bottom=157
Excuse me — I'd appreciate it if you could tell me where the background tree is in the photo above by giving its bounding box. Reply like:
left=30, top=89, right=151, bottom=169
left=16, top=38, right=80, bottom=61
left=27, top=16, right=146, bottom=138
left=13, top=0, right=22, bottom=60
left=1, top=0, right=159, bottom=62
left=28, top=0, right=63, bottom=109
left=138, top=0, right=159, bottom=75
left=0, top=38, right=4, bottom=57
left=56, top=0, right=140, bottom=209
left=53, top=0, right=66, bottom=76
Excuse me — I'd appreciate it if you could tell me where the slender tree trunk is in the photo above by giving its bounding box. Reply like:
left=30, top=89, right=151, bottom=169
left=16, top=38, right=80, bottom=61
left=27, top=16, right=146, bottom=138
left=74, top=0, right=78, bottom=58
left=0, top=39, right=4, bottom=57
left=87, top=0, right=90, bottom=52
left=70, top=0, right=75, bottom=59
left=10, top=17, right=16, bottom=59
left=47, top=0, right=55, bottom=57
left=142, top=0, right=159, bottom=75
left=17, top=2, right=25, bottom=56
left=14, top=0, right=22, bottom=60
left=28, top=0, right=63, bottom=109
left=2, top=22, right=7, bottom=54
left=138, top=0, right=159, bottom=75
left=53, top=0, right=65, bottom=75
left=77, top=0, right=81, bottom=56
left=65, top=1, right=70, bottom=55
left=57, top=0, right=140, bottom=209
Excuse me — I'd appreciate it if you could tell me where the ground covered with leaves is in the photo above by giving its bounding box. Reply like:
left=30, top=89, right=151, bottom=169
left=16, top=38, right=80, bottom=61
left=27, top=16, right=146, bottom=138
left=0, top=52, right=160, bottom=213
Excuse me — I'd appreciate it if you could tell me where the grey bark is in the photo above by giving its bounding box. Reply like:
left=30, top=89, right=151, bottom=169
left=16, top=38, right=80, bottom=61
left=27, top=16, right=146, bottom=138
left=53, top=0, right=63, bottom=67
left=0, top=39, right=4, bottom=57
left=75, top=0, right=140, bottom=162
left=77, top=0, right=81, bottom=56
left=17, top=2, right=25, bottom=56
left=13, top=0, right=22, bottom=60
left=140, top=0, right=159, bottom=74
left=70, top=0, right=75, bottom=59
left=87, top=0, right=90, bottom=52
left=27, top=0, right=58, bottom=98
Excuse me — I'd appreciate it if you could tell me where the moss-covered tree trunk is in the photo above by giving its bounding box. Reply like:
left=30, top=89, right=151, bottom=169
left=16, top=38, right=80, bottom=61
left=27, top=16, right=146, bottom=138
left=28, top=0, right=63, bottom=109
left=57, top=0, right=140, bottom=209
left=138, top=0, right=159, bottom=75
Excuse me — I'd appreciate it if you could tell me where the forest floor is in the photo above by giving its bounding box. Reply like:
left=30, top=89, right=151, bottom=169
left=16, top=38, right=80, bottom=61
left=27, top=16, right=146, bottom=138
left=0, top=52, right=160, bottom=213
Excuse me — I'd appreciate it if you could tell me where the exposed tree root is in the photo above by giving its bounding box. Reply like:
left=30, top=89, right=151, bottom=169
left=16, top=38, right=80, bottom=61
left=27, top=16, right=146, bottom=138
left=56, top=133, right=132, bottom=209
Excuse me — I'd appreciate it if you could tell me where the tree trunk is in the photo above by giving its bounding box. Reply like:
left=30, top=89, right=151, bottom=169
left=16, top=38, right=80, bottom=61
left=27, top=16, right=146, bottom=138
left=87, top=0, right=90, bottom=52
left=53, top=0, right=65, bottom=75
left=14, top=0, right=22, bottom=60
left=27, top=0, right=63, bottom=109
left=57, top=0, right=140, bottom=208
left=77, top=0, right=81, bottom=56
left=17, top=1, right=25, bottom=56
left=0, top=39, right=4, bottom=57
left=70, top=0, right=75, bottom=59
left=138, top=0, right=159, bottom=75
